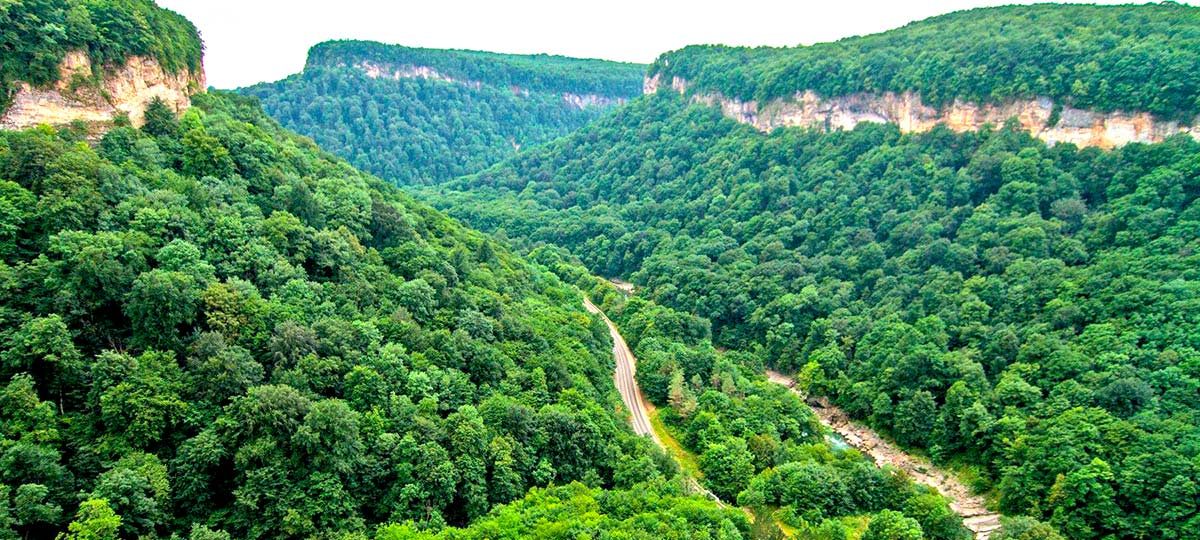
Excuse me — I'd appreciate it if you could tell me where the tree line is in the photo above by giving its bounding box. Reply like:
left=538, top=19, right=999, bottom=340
left=306, top=41, right=645, bottom=98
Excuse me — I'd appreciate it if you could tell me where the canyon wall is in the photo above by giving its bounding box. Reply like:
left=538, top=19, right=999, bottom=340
left=356, top=61, right=624, bottom=110
left=645, top=74, right=1200, bottom=149
left=562, top=92, right=626, bottom=110
left=0, top=51, right=204, bottom=131
left=356, top=61, right=483, bottom=89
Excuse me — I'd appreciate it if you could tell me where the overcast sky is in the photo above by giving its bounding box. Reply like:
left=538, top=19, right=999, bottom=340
left=159, top=0, right=1184, bottom=89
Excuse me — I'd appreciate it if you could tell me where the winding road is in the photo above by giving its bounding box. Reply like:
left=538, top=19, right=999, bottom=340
left=583, top=297, right=658, bottom=443
left=765, top=370, right=1002, bottom=540
left=583, top=297, right=724, bottom=506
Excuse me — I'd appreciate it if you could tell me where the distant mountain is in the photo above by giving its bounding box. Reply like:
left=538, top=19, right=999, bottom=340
left=239, top=41, right=645, bottom=185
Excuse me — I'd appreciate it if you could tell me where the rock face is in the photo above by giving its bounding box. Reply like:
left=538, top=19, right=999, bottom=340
left=0, top=51, right=205, bottom=131
left=355, top=61, right=625, bottom=110
left=561, top=92, right=626, bottom=110
left=647, top=75, right=1200, bottom=149
left=355, top=61, right=483, bottom=89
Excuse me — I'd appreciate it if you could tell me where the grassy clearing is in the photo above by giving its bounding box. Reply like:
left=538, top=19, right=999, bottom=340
left=647, top=405, right=703, bottom=480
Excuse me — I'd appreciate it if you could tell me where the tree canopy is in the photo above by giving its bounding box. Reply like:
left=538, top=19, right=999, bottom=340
left=651, top=3, right=1200, bottom=121
left=0, top=90, right=738, bottom=538
left=420, top=90, right=1200, bottom=539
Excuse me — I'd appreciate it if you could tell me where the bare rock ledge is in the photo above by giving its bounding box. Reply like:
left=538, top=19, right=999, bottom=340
left=1, top=51, right=205, bottom=131
left=645, top=74, right=1199, bottom=150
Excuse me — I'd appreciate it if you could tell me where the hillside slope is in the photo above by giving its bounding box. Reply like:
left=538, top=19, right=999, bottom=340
left=422, top=86, right=1200, bottom=539
left=239, top=41, right=644, bottom=185
left=0, top=86, right=762, bottom=538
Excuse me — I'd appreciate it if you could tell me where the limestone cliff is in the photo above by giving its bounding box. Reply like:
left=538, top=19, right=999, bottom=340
left=646, top=74, right=1200, bottom=149
left=0, top=51, right=204, bottom=131
left=562, top=92, right=626, bottom=110
left=355, top=60, right=483, bottom=90
left=355, top=60, right=625, bottom=110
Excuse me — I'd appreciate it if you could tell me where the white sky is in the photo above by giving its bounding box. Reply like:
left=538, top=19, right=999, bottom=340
left=158, top=0, right=1189, bottom=89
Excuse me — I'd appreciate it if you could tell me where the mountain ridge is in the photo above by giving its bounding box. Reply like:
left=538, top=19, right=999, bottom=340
left=305, top=40, right=645, bottom=97
left=239, top=40, right=645, bottom=185
left=650, top=3, right=1200, bottom=122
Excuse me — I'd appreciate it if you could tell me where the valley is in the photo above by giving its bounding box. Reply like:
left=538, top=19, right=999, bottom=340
left=1, top=1, right=1198, bottom=539
left=595, top=275, right=999, bottom=538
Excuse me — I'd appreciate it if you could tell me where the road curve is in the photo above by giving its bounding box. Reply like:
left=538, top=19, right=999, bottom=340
left=583, top=297, right=659, bottom=444
left=584, top=297, right=727, bottom=507
left=765, top=370, right=1002, bottom=540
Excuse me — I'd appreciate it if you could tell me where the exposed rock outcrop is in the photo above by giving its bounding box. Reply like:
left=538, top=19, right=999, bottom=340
left=0, top=51, right=204, bottom=131
left=355, top=61, right=484, bottom=89
left=355, top=61, right=625, bottom=110
left=562, top=92, right=626, bottom=110
left=649, top=75, right=1200, bottom=149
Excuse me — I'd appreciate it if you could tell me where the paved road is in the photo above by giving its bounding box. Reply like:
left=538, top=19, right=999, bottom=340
left=584, top=297, right=727, bottom=507
left=766, top=370, right=1002, bottom=540
left=583, top=297, right=658, bottom=443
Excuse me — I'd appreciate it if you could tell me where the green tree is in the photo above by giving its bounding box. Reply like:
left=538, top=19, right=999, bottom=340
left=141, top=98, right=179, bottom=138
left=863, top=510, right=924, bottom=540
left=992, top=516, right=1066, bottom=540
left=2, top=315, right=82, bottom=406
left=894, top=391, right=938, bottom=447
left=699, top=437, right=755, bottom=501
left=56, top=499, right=120, bottom=540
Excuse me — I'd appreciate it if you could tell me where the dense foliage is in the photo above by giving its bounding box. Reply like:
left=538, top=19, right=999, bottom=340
left=243, top=68, right=611, bottom=185
left=0, top=91, right=744, bottom=538
left=651, top=3, right=1200, bottom=121
left=421, top=92, right=1200, bottom=539
left=539, top=249, right=972, bottom=540
left=377, top=482, right=750, bottom=540
left=307, top=41, right=645, bottom=97
left=0, top=0, right=203, bottom=112
left=240, top=42, right=643, bottom=185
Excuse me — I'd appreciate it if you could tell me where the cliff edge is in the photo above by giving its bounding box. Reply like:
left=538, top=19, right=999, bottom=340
left=0, top=50, right=205, bottom=131
left=647, top=74, right=1200, bottom=150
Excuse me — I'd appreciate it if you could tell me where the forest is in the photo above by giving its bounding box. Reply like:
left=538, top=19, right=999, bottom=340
left=421, top=91, right=1200, bottom=539
left=651, top=3, right=1200, bottom=121
left=239, top=42, right=643, bottom=185
left=0, top=90, right=761, bottom=538
left=0, top=86, right=976, bottom=539
left=0, top=0, right=203, bottom=114
left=4, top=0, right=1200, bottom=538
left=306, top=41, right=645, bottom=98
